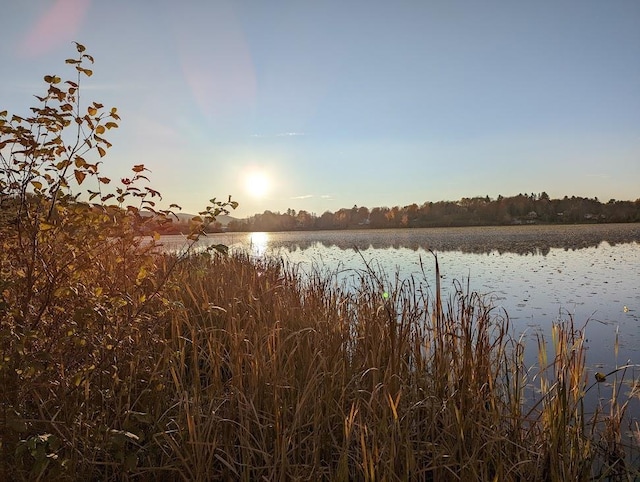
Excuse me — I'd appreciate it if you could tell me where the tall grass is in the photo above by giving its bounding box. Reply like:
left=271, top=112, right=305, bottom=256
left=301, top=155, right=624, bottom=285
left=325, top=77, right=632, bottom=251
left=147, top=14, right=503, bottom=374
left=2, top=249, right=639, bottom=480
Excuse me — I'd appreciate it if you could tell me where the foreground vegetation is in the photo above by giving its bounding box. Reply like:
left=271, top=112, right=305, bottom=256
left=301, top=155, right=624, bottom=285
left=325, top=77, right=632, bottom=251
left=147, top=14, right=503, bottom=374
left=1, top=44, right=639, bottom=481
left=1, top=247, right=639, bottom=480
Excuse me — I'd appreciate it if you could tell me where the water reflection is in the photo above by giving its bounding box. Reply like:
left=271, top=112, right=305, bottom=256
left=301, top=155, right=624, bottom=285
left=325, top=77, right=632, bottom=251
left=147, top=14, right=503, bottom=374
left=197, top=224, right=640, bottom=256
left=249, top=232, right=269, bottom=257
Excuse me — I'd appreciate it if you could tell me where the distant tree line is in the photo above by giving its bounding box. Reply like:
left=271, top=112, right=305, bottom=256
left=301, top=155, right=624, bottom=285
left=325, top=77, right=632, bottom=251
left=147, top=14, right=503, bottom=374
left=151, top=218, right=224, bottom=235
left=227, top=192, right=640, bottom=232
left=4, top=192, right=638, bottom=235
left=0, top=195, right=224, bottom=235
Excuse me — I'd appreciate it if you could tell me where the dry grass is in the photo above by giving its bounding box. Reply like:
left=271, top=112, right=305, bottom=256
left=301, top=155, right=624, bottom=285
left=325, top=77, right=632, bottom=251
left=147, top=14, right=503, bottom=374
left=2, top=249, right=639, bottom=480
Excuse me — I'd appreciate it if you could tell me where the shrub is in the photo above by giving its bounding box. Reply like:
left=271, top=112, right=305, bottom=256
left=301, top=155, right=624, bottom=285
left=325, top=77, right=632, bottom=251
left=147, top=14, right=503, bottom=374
left=0, top=43, right=235, bottom=480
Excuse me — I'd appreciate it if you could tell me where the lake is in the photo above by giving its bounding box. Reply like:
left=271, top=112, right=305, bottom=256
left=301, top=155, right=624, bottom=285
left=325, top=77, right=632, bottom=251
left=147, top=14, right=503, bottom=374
left=161, top=223, right=640, bottom=381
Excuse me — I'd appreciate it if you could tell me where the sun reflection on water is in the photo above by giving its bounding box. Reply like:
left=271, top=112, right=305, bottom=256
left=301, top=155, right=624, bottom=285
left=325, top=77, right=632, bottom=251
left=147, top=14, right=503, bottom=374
left=249, top=232, right=269, bottom=257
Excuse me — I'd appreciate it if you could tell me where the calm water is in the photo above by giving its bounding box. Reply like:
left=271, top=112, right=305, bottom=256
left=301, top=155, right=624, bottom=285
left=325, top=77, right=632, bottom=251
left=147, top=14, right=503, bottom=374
left=161, top=224, right=640, bottom=386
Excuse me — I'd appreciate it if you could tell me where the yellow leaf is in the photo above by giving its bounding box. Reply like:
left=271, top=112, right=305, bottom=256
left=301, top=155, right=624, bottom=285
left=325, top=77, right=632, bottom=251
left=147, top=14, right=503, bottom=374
left=74, top=170, right=86, bottom=185
left=136, top=266, right=148, bottom=285
left=97, top=146, right=106, bottom=157
left=88, top=106, right=97, bottom=116
left=95, top=125, right=105, bottom=134
left=31, top=181, right=43, bottom=190
left=40, top=222, right=55, bottom=231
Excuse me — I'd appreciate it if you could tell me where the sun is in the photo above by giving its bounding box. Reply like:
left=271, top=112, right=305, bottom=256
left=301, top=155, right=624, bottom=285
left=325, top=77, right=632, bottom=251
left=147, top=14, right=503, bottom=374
left=244, top=170, right=270, bottom=198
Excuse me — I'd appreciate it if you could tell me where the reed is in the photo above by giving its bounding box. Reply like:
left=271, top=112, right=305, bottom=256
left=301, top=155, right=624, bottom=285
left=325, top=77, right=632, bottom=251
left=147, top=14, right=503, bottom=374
left=2, top=249, right=639, bottom=480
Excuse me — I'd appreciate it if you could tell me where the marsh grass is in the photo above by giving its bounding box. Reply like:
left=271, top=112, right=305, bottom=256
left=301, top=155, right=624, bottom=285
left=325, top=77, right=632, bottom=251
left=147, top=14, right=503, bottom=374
left=3, top=249, right=639, bottom=480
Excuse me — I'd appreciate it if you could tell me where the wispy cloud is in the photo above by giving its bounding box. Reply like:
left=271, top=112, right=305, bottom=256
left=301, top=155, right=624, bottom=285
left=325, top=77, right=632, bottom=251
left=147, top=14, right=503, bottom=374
left=291, top=194, right=313, bottom=200
left=0, top=81, right=46, bottom=95
left=250, top=132, right=305, bottom=138
left=320, top=194, right=333, bottom=200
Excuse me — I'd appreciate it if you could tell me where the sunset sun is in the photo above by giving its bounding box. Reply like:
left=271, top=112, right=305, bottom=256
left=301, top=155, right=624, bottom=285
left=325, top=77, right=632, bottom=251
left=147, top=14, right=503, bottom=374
left=244, top=170, right=270, bottom=198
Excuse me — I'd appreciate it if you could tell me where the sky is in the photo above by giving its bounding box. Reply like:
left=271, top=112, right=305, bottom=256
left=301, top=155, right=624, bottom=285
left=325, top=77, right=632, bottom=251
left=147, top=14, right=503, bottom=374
left=2, top=0, right=639, bottom=218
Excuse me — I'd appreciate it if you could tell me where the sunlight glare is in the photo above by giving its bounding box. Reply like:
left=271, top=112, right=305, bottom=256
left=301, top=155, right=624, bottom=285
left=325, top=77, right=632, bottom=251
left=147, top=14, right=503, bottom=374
left=244, top=170, right=270, bottom=198
left=249, top=232, right=269, bottom=257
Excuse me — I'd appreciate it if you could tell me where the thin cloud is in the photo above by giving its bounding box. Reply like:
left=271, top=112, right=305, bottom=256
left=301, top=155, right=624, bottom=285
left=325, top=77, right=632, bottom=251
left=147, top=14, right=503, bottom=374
left=250, top=132, right=305, bottom=138
left=291, top=194, right=313, bottom=200
left=320, top=194, right=333, bottom=200
left=1, top=81, right=46, bottom=95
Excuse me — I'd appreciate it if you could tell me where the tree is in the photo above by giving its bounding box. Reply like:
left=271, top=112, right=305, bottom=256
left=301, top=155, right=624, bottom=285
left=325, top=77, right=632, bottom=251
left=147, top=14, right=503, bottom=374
left=355, top=206, right=370, bottom=225
left=369, top=207, right=389, bottom=228
left=334, top=208, right=353, bottom=229
left=295, top=209, right=314, bottom=229
left=317, top=211, right=335, bottom=230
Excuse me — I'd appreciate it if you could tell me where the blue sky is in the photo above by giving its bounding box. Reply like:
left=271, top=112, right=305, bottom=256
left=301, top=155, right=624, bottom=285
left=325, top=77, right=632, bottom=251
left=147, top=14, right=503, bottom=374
left=2, top=0, right=639, bottom=217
